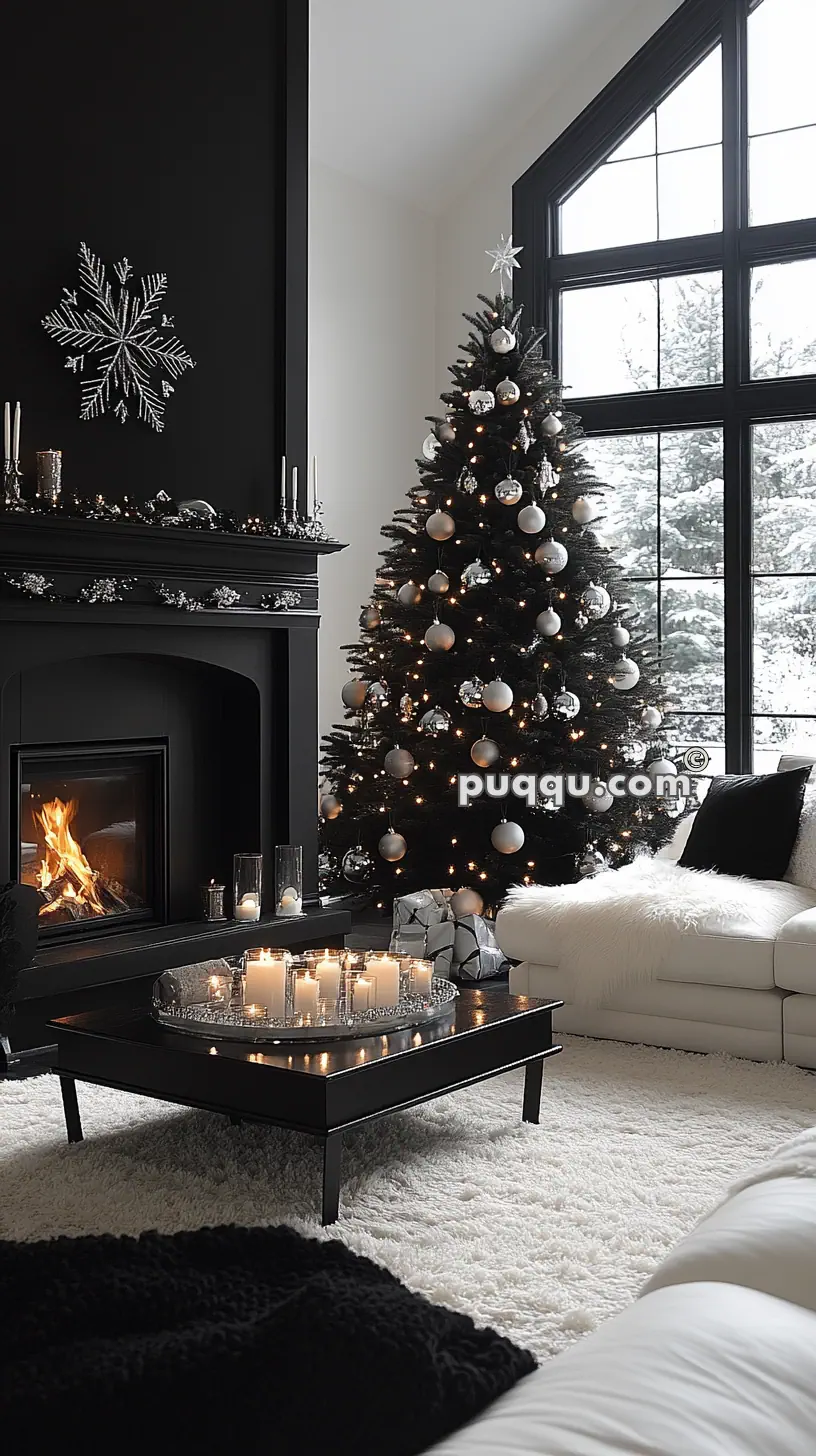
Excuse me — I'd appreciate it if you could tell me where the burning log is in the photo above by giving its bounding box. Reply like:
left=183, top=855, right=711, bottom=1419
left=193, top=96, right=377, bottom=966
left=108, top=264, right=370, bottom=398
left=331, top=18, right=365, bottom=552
left=27, top=797, right=145, bottom=926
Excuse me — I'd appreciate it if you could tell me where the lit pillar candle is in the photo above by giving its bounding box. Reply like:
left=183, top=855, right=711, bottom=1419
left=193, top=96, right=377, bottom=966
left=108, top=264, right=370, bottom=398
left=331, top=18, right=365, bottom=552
left=352, top=976, right=373, bottom=1012
left=411, top=961, right=433, bottom=998
left=235, top=893, right=260, bottom=922
left=244, top=951, right=288, bottom=1017
left=367, top=955, right=400, bottom=1008
left=315, top=952, right=341, bottom=1006
left=294, top=972, right=319, bottom=1019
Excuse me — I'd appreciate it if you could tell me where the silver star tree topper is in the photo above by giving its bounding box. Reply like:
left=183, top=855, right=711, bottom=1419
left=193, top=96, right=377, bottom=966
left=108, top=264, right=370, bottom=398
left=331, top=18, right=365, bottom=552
left=42, top=242, right=196, bottom=432
left=486, top=234, right=523, bottom=295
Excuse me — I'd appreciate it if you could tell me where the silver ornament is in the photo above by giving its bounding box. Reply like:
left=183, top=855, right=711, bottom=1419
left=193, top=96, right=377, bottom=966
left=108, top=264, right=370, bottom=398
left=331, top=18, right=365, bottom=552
left=482, top=678, right=514, bottom=713
left=494, top=476, right=523, bottom=505
left=426, top=510, right=455, bottom=540
left=574, top=611, right=589, bottom=631
left=320, top=793, right=342, bottom=820
left=384, top=747, right=416, bottom=778
left=366, top=680, right=389, bottom=706
left=535, top=539, right=568, bottom=572
left=468, top=387, right=495, bottom=416
left=610, top=623, right=631, bottom=648
left=621, top=740, right=647, bottom=766
left=361, top=604, right=381, bottom=629
left=579, top=848, right=608, bottom=877
left=496, top=376, right=521, bottom=406
left=459, top=677, right=484, bottom=708
left=611, top=656, right=641, bottom=690
left=535, top=606, right=561, bottom=636
left=552, top=689, right=581, bottom=720
left=420, top=707, right=451, bottom=736
left=641, top=706, right=663, bottom=730
left=400, top=693, right=415, bottom=720
left=583, top=778, right=614, bottom=813
left=427, top=571, right=450, bottom=594
left=379, top=830, right=407, bottom=862
left=532, top=692, right=549, bottom=721
left=451, top=887, right=485, bottom=916
left=517, top=503, right=547, bottom=534
left=541, top=412, right=563, bottom=436
left=457, top=467, right=478, bottom=494
left=471, top=737, right=500, bottom=767
left=461, top=559, right=492, bottom=590
left=489, top=325, right=516, bottom=354
left=422, top=432, right=440, bottom=461
left=435, top=420, right=456, bottom=444
left=581, top=583, right=611, bottom=620
left=397, top=581, right=422, bottom=607
left=342, top=678, right=368, bottom=709
left=491, top=820, right=525, bottom=853
left=424, top=620, right=455, bottom=652
left=342, top=847, right=373, bottom=885
left=572, top=496, right=598, bottom=525
left=516, top=420, right=533, bottom=453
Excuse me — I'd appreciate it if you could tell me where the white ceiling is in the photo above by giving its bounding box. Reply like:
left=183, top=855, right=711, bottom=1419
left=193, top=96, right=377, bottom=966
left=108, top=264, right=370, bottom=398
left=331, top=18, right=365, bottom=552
left=310, top=0, right=657, bottom=214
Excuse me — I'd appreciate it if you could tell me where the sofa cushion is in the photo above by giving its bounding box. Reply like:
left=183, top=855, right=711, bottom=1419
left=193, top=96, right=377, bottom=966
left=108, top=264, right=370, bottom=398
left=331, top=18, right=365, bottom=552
left=679, top=768, right=810, bottom=880
left=428, top=1282, right=816, bottom=1455
left=515, top=962, right=785, bottom=1030
left=775, top=906, right=816, bottom=993
left=785, top=783, right=816, bottom=891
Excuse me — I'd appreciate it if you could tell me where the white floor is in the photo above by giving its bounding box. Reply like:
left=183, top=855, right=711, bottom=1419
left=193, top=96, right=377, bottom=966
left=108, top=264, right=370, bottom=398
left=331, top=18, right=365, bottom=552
left=2, top=1036, right=814, bottom=1359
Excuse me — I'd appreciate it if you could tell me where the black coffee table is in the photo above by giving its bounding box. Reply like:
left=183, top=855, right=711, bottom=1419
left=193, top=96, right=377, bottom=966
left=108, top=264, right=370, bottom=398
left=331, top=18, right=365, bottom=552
left=50, top=989, right=562, bottom=1224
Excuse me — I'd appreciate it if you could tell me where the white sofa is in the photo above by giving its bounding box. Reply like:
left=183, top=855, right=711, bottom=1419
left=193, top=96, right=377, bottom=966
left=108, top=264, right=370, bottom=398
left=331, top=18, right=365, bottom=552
left=431, top=1129, right=816, bottom=1454
left=495, top=756, right=816, bottom=1067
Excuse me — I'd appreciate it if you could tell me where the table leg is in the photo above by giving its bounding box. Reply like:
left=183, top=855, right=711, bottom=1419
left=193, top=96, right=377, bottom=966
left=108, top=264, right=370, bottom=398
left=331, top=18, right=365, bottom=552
left=59, top=1076, right=83, bottom=1143
left=522, top=1058, right=544, bottom=1125
left=321, top=1132, right=342, bottom=1226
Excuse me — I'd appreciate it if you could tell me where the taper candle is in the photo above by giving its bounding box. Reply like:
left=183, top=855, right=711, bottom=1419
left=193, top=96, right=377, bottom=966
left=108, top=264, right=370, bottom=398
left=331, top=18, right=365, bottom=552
left=3, top=402, right=9, bottom=463
left=291, top=464, right=298, bottom=518
left=280, top=454, right=287, bottom=514
left=310, top=456, right=317, bottom=519
left=12, top=402, right=20, bottom=461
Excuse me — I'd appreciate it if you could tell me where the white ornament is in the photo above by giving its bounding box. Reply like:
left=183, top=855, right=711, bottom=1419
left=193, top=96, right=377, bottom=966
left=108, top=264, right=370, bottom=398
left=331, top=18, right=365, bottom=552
left=647, top=758, right=676, bottom=786
left=583, top=778, right=614, bottom=814
left=468, top=388, right=495, bottom=416
left=427, top=571, right=450, bottom=594
left=379, top=831, right=407, bottom=862
left=553, top=689, right=581, bottom=720
left=494, top=476, right=523, bottom=505
left=517, top=503, right=547, bottom=534
left=426, top=510, right=455, bottom=540
left=572, top=497, right=598, bottom=525
left=496, top=376, right=521, bottom=406
left=42, top=242, right=195, bottom=432
left=384, top=747, right=415, bottom=778
left=535, top=606, right=561, bottom=637
left=397, top=581, right=422, bottom=606
left=320, top=794, right=342, bottom=820
left=611, top=656, right=640, bottom=690
left=491, top=820, right=525, bottom=854
left=582, top=583, right=611, bottom=620
left=424, top=620, right=455, bottom=652
left=641, top=706, right=663, bottom=730
left=610, top=623, right=630, bottom=648
left=471, top=736, right=500, bottom=767
left=489, top=326, right=516, bottom=354
left=535, top=540, right=568, bottom=572
left=541, top=412, right=563, bottom=436
left=482, top=679, right=514, bottom=713
left=451, top=887, right=485, bottom=916
left=422, top=432, right=441, bottom=461
left=342, top=679, right=368, bottom=709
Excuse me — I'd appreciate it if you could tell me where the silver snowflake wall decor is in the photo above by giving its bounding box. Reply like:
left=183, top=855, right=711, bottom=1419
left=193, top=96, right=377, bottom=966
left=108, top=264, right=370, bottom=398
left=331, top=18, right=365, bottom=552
left=42, top=242, right=196, bottom=432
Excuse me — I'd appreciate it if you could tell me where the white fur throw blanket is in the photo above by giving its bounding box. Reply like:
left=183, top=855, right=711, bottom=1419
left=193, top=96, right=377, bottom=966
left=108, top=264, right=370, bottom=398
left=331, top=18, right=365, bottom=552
left=502, top=860, right=816, bottom=1007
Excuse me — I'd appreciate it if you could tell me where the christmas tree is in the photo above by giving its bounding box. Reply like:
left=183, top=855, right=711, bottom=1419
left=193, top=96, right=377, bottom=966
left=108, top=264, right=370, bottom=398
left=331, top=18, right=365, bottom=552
left=321, top=239, right=677, bottom=908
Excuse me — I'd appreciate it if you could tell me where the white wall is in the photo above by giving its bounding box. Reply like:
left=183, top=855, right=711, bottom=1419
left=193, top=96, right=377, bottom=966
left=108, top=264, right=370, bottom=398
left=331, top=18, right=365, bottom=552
left=435, top=0, right=682, bottom=394
left=309, top=161, right=436, bottom=746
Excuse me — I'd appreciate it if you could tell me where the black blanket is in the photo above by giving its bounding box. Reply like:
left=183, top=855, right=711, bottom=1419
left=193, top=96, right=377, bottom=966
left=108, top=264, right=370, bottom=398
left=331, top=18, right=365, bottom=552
left=0, top=1223, right=535, bottom=1453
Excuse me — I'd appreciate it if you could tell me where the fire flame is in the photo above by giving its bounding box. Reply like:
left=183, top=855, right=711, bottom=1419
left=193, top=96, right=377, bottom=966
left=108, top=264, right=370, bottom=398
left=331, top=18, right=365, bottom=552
left=36, top=797, right=107, bottom=918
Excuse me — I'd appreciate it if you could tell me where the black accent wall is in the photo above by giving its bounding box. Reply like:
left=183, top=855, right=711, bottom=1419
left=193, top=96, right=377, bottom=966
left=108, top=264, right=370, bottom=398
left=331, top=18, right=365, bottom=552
left=1, top=0, right=305, bottom=515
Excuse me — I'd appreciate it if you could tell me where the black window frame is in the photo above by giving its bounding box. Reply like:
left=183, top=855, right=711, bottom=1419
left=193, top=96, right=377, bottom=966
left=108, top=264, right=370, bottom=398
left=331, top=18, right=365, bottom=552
left=513, top=0, right=816, bottom=773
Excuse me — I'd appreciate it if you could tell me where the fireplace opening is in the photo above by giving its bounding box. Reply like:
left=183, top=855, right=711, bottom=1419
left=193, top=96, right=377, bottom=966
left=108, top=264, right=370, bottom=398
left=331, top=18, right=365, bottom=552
left=13, top=741, right=167, bottom=939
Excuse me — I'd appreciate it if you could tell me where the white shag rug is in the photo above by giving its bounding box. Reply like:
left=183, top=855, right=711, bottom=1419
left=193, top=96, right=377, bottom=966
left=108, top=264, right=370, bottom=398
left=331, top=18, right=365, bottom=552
left=2, top=1036, right=815, bottom=1360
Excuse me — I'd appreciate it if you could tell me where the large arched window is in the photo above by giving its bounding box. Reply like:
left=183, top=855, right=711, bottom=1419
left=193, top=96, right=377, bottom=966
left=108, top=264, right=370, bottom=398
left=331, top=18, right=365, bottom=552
left=514, top=0, right=816, bottom=775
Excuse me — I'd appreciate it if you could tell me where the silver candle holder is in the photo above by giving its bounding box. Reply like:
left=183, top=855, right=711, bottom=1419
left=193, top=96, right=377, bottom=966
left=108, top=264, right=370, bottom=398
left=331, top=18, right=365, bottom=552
left=201, top=880, right=227, bottom=921
left=3, top=460, right=28, bottom=512
left=36, top=449, right=62, bottom=506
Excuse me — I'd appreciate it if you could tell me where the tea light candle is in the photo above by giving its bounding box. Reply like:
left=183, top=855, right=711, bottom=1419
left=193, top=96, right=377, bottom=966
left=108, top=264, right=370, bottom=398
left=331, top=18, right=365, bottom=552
left=294, top=972, right=319, bottom=1019
left=244, top=951, right=288, bottom=1017
left=367, top=955, right=400, bottom=1008
left=411, top=961, right=433, bottom=998
left=207, top=974, right=228, bottom=1005
left=315, top=952, right=341, bottom=1006
left=243, top=1003, right=266, bottom=1019
left=276, top=886, right=303, bottom=917
left=235, top=893, right=261, bottom=922
left=352, top=976, right=373, bottom=1013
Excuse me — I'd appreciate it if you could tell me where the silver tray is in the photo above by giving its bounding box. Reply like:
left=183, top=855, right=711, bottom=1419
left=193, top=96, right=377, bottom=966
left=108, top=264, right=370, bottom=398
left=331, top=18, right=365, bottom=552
left=153, top=976, right=458, bottom=1042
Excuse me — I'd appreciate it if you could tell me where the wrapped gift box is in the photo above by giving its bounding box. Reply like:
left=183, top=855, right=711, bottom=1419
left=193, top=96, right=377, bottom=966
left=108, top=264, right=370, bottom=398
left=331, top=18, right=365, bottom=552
left=451, top=914, right=509, bottom=984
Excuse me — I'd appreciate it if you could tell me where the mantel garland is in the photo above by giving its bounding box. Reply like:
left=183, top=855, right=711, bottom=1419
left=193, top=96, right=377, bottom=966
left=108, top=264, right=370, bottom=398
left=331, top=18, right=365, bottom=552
left=0, top=486, right=333, bottom=544
left=2, top=573, right=304, bottom=613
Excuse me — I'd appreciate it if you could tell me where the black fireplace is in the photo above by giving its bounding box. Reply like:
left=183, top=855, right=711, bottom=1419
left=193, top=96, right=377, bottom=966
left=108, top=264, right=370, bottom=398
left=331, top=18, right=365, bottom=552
left=14, top=740, right=167, bottom=940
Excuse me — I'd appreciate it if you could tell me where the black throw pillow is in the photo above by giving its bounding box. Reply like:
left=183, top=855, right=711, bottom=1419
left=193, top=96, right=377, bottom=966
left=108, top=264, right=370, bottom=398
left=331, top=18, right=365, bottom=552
left=679, top=767, right=810, bottom=880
